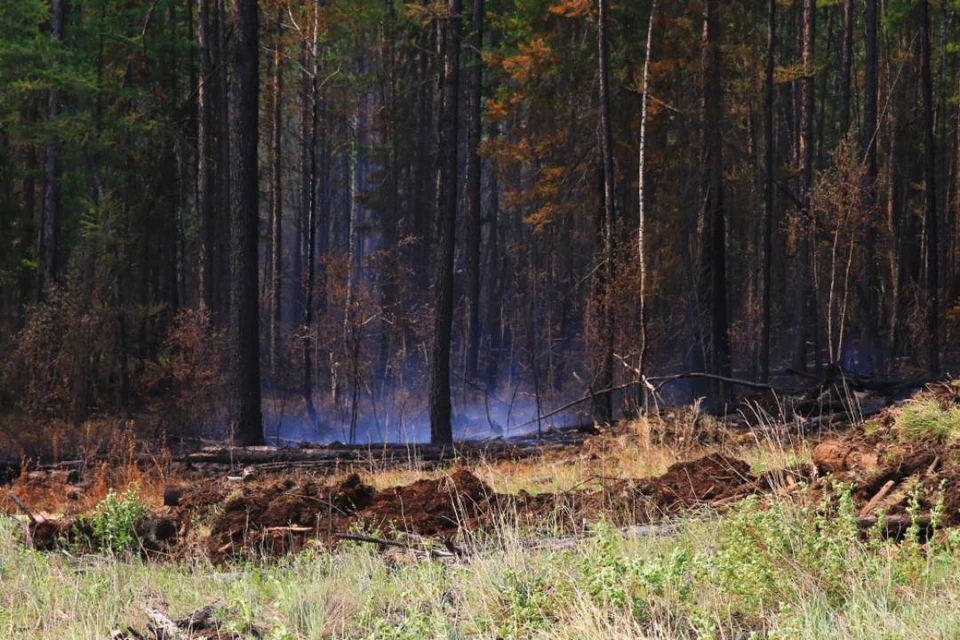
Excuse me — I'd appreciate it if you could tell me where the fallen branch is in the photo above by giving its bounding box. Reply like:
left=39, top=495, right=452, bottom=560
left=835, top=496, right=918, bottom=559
left=858, top=480, right=896, bottom=518
left=648, top=371, right=782, bottom=393
left=335, top=533, right=409, bottom=548
left=6, top=492, right=37, bottom=525
left=856, top=514, right=932, bottom=535
left=142, top=605, right=180, bottom=640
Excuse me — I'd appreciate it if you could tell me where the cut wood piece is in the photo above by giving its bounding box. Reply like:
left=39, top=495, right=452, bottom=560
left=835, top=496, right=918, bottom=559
left=858, top=479, right=895, bottom=517
left=812, top=439, right=879, bottom=473
left=142, top=605, right=180, bottom=640
left=175, top=603, right=224, bottom=632
left=264, top=525, right=312, bottom=534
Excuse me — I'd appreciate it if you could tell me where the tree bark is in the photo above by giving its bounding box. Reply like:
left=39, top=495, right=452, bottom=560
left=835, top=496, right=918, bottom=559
left=228, top=0, right=263, bottom=446
left=637, top=1, right=656, bottom=382
left=838, top=0, right=852, bottom=138
left=270, top=8, right=283, bottom=377
left=37, top=0, right=64, bottom=303
left=859, top=0, right=881, bottom=371
left=920, top=0, right=939, bottom=375
left=197, top=0, right=215, bottom=314
left=792, top=0, right=815, bottom=372
left=761, top=0, right=775, bottom=382
left=301, top=1, right=320, bottom=423
left=701, top=0, right=731, bottom=400
left=464, top=0, right=484, bottom=384
left=429, top=0, right=461, bottom=445
left=594, top=0, right=616, bottom=424
left=214, top=0, right=231, bottom=326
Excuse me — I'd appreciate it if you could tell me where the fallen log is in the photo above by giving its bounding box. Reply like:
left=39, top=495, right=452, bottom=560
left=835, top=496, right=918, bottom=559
left=142, top=605, right=180, bottom=640
left=856, top=514, right=933, bottom=539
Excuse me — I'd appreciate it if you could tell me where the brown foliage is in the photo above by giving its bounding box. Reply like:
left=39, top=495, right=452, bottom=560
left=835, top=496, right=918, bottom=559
left=138, top=308, right=227, bottom=439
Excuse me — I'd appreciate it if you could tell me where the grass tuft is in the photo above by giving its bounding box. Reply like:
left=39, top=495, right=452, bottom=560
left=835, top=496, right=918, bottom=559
left=893, top=398, right=960, bottom=442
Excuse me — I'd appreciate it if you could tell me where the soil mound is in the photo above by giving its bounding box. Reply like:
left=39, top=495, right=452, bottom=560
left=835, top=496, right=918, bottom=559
left=356, top=468, right=493, bottom=535
left=643, top=453, right=754, bottom=509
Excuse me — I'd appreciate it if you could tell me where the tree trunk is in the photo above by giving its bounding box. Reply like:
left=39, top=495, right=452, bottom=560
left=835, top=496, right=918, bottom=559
left=270, top=8, right=283, bottom=377
left=637, top=1, right=656, bottom=382
left=920, top=0, right=939, bottom=375
left=197, top=0, right=215, bottom=314
left=701, top=0, right=731, bottom=401
left=760, top=0, right=775, bottom=382
left=838, top=0, right=852, bottom=138
left=859, top=0, right=881, bottom=371
left=464, top=0, right=484, bottom=384
left=214, top=0, right=231, bottom=326
left=429, top=0, right=461, bottom=445
left=228, top=0, right=263, bottom=446
left=301, top=1, right=319, bottom=423
left=594, top=0, right=616, bottom=424
left=792, top=0, right=815, bottom=372
left=37, top=0, right=64, bottom=302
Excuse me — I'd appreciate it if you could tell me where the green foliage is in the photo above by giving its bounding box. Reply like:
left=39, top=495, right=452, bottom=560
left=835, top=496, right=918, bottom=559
left=497, top=564, right=569, bottom=637
left=893, top=398, right=960, bottom=442
left=77, top=487, right=148, bottom=555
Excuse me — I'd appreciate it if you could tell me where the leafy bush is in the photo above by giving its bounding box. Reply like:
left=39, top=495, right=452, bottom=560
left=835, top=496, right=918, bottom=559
left=76, top=487, right=148, bottom=554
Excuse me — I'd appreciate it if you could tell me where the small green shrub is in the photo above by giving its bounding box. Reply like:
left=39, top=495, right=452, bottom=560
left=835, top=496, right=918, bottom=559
left=77, top=487, right=148, bottom=554
left=893, top=398, right=960, bottom=442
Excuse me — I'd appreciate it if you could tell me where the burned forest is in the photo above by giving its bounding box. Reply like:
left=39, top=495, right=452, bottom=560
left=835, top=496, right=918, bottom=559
left=0, top=0, right=958, bottom=449
left=5, top=2, right=960, bottom=638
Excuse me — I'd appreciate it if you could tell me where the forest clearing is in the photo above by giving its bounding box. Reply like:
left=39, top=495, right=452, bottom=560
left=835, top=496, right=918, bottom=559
left=2, top=0, right=960, bottom=636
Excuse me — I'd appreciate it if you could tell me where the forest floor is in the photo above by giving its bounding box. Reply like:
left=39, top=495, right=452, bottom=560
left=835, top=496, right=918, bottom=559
left=5, top=383, right=960, bottom=638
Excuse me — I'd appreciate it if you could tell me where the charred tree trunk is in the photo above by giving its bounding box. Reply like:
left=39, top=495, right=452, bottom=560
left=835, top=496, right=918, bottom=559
left=197, top=0, right=215, bottom=314
left=228, top=0, right=263, bottom=446
left=464, top=0, right=484, bottom=384
left=214, top=0, right=231, bottom=326
left=700, top=0, right=731, bottom=401
left=761, top=0, right=775, bottom=382
left=859, top=0, right=882, bottom=371
left=37, top=0, right=64, bottom=302
left=920, top=0, right=939, bottom=375
left=594, top=0, right=616, bottom=424
left=301, top=2, right=319, bottom=423
left=270, top=8, right=283, bottom=377
left=429, top=0, right=461, bottom=445
left=792, top=0, right=815, bottom=372
left=838, top=0, right=852, bottom=138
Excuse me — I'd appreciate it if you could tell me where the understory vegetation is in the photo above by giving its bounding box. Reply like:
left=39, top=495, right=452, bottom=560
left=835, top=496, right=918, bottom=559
left=3, top=484, right=960, bottom=639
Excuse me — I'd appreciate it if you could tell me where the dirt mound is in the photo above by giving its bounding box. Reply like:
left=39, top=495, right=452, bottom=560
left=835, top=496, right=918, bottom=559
left=356, top=468, right=493, bottom=535
left=642, top=453, right=754, bottom=510
left=203, top=473, right=377, bottom=562
left=19, top=453, right=800, bottom=562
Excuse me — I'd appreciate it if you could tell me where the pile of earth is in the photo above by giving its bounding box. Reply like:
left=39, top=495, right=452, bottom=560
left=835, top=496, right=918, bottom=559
left=187, top=452, right=792, bottom=562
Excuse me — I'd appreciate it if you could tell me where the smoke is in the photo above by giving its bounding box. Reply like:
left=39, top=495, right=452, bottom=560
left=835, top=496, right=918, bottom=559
left=263, top=395, right=585, bottom=446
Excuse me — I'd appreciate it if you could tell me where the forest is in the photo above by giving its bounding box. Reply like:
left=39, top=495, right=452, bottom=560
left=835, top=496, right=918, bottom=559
left=1, top=0, right=959, bottom=448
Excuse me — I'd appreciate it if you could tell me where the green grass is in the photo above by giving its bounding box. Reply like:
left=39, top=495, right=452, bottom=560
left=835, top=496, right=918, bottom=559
left=4, top=488, right=960, bottom=639
left=893, top=398, right=960, bottom=442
